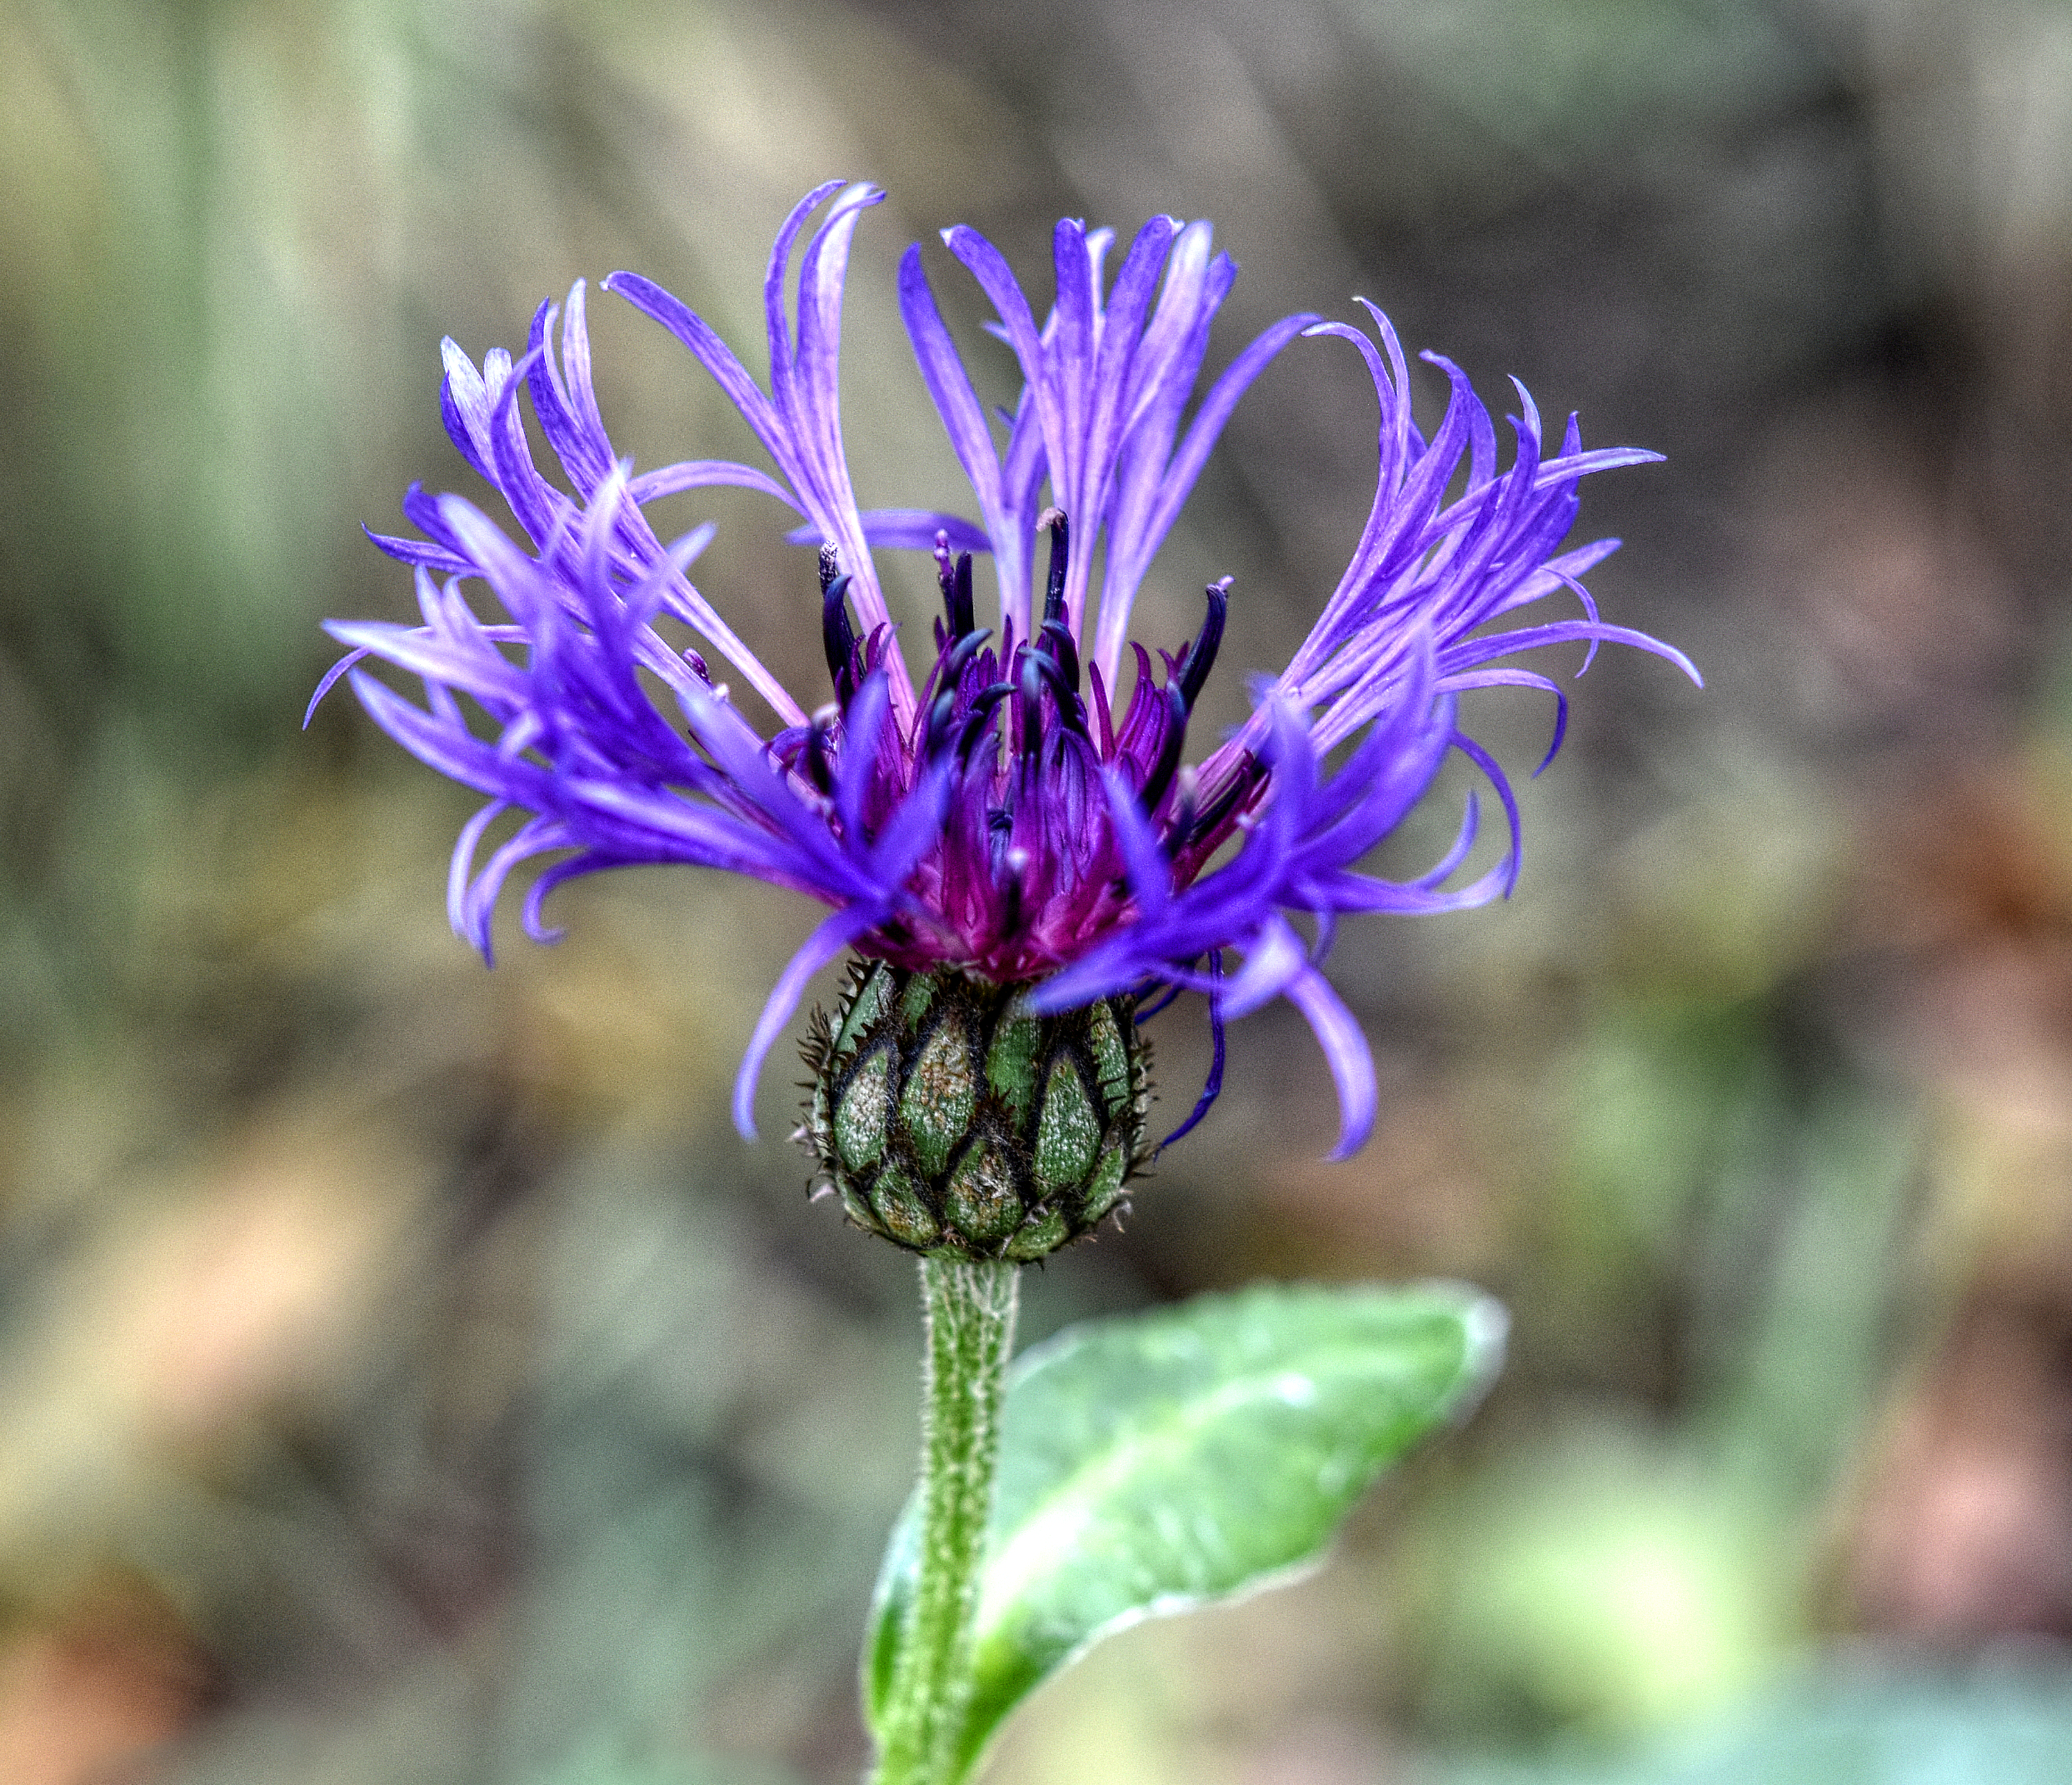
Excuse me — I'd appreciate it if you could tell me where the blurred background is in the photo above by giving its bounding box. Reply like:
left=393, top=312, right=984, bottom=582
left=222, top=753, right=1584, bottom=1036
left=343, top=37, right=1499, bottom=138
left=7, top=0, right=2072, bottom=1780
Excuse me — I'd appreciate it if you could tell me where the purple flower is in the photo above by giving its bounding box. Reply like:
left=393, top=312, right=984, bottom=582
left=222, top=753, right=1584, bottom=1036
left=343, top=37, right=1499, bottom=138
left=316, top=181, right=1697, bottom=1159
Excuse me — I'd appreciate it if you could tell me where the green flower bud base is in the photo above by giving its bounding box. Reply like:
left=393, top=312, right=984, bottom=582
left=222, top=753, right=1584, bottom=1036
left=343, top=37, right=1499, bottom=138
left=800, top=960, right=1151, bottom=1262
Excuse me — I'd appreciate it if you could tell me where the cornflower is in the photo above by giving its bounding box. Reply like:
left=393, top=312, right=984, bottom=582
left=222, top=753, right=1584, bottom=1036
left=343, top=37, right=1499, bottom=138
left=315, top=181, right=1695, bottom=1259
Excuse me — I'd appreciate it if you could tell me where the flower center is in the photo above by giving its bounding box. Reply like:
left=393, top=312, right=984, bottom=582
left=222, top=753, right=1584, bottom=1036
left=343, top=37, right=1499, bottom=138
left=789, top=514, right=1253, bottom=982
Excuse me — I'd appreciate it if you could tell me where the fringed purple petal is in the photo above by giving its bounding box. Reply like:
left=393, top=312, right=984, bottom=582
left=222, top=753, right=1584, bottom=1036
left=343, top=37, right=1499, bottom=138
left=629, top=459, right=800, bottom=506
left=1157, top=950, right=1226, bottom=1152
left=1281, top=963, right=1377, bottom=1160
left=326, top=182, right=1695, bottom=1171
left=1440, top=668, right=1570, bottom=775
left=1220, top=914, right=1309, bottom=1019
left=1091, top=308, right=1316, bottom=688
left=447, top=801, right=510, bottom=949
left=790, top=510, right=992, bottom=554
left=898, top=243, right=1006, bottom=521
left=734, top=903, right=885, bottom=1139
left=364, top=527, right=472, bottom=575
left=606, top=271, right=783, bottom=452
left=521, top=852, right=602, bottom=943
left=1448, top=730, right=1525, bottom=899
left=606, top=184, right=912, bottom=725
left=304, top=646, right=372, bottom=727
left=1439, top=620, right=1703, bottom=688
left=457, top=813, right=571, bottom=963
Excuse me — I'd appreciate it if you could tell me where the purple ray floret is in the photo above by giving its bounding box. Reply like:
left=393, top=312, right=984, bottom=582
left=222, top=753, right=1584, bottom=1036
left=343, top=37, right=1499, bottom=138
left=317, top=182, right=1698, bottom=1158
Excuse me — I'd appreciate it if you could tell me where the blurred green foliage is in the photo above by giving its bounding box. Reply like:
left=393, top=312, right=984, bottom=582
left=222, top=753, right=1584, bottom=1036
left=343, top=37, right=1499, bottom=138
left=1450, top=1658, right=2072, bottom=1785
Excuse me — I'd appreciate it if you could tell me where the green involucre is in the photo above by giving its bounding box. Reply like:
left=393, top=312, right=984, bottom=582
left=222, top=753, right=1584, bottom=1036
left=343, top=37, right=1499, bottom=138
left=801, top=961, right=1152, bottom=1262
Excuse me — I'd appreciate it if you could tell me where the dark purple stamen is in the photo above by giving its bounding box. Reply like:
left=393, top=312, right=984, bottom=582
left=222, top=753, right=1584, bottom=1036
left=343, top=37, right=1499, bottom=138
left=961, top=681, right=1016, bottom=758
left=1136, top=684, right=1190, bottom=816
left=1176, top=581, right=1228, bottom=714
left=821, top=572, right=859, bottom=702
left=923, top=628, right=993, bottom=758
left=1041, top=618, right=1081, bottom=696
left=1028, top=648, right=1087, bottom=740
left=803, top=719, right=836, bottom=796
left=939, top=549, right=976, bottom=641
left=1016, top=651, right=1049, bottom=761
left=1040, top=509, right=1069, bottom=624
left=1173, top=758, right=1259, bottom=850
left=953, top=697, right=1008, bottom=763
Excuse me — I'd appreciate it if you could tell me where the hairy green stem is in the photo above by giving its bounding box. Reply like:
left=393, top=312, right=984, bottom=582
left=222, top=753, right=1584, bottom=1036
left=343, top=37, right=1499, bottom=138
left=870, top=1254, right=1020, bottom=1785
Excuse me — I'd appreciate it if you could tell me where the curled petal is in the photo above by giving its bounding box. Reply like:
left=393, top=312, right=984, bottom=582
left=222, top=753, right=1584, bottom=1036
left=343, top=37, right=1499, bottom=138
left=1282, top=963, right=1378, bottom=1160
left=447, top=801, right=511, bottom=952
left=734, top=904, right=885, bottom=1139
left=1221, top=914, right=1309, bottom=1019
left=1156, top=950, right=1226, bottom=1152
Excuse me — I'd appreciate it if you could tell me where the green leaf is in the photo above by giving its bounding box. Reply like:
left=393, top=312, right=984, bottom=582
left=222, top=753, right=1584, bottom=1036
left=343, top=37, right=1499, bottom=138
left=865, top=1279, right=1505, bottom=1777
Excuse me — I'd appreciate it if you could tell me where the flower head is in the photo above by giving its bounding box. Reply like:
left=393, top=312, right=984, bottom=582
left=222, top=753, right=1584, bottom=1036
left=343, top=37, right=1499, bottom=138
left=317, top=180, right=1696, bottom=1184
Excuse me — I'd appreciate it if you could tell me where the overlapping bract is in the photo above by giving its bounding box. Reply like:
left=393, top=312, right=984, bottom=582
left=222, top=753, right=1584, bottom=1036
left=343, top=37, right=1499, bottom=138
left=319, top=181, right=1695, bottom=1158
